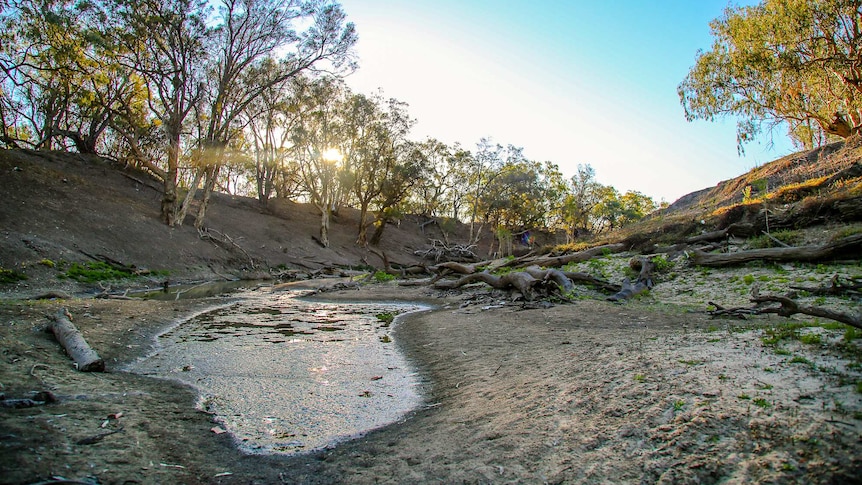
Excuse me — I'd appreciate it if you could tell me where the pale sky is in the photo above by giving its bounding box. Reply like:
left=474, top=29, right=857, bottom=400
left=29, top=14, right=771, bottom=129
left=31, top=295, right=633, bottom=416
left=338, top=0, right=796, bottom=204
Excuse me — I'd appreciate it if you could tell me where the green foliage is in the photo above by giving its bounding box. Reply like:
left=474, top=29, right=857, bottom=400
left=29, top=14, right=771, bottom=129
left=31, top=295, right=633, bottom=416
left=375, top=312, right=395, bottom=326
left=748, top=230, right=803, bottom=249
left=633, top=374, right=646, bottom=382
left=0, top=267, right=27, bottom=284
left=38, top=259, right=56, bottom=268
left=753, top=398, right=771, bottom=409
left=59, top=261, right=137, bottom=283
left=372, top=271, right=396, bottom=283
left=673, top=400, right=685, bottom=411
left=679, top=0, right=862, bottom=149
left=650, top=254, right=674, bottom=272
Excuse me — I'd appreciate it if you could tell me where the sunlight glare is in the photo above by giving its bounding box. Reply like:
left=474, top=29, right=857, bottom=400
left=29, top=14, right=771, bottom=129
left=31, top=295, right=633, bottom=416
left=322, top=148, right=343, bottom=162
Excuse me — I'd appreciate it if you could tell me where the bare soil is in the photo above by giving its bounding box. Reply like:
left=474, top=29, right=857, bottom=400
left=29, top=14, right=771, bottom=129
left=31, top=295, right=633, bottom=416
left=1, top=148, right=861, bottom=484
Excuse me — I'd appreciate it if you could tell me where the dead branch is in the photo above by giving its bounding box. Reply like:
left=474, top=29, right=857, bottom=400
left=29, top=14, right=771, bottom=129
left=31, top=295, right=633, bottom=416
left=752, top=295, right=862, bottom=329
left=790, top=275, right=862, bottom=297
left=199, top=227, right=256, bottom=269
left=415, top=239, right=478, bottom=262
left=523, top=266, right=574, bottom=294
left=49, top=309, right=105, bottom=372
left=691, top=233, right=862, bottom=267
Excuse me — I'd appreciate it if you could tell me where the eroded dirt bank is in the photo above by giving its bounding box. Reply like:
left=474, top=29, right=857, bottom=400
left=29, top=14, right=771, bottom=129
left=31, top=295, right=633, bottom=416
left=1, top=284, right=860, bottom=484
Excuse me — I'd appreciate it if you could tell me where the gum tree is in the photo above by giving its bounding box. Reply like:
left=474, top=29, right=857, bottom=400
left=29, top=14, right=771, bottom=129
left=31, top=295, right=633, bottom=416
left=679, top=0, right=862, bottom=150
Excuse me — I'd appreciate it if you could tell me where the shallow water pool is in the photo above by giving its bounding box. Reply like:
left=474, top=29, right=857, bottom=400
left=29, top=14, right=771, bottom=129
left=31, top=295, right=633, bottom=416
left=129, top=288, right=426, bottom=454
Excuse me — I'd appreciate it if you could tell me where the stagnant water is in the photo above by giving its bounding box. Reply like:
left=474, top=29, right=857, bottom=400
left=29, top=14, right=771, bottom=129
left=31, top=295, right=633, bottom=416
left=129, top=287, right=427, bottom=454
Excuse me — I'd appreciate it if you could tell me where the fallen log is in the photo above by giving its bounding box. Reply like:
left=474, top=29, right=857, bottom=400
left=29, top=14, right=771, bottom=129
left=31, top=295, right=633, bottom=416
left=433, top=271, right=540, bottom=300
left=512, top=242, right=627, bottom=269
left=50, top=309, right=105, bottom=372
left=690, top=233, right=862, bottom=267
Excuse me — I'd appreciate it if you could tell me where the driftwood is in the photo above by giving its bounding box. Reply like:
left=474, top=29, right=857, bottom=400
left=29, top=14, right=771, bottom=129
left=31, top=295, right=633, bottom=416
left=752, top=295, right=862, bottom=329
left=199, top=227, right=256, bottom=269
left=0, top=391, right=57, bottom=408
left=708, top=295, right=862, bottom=329
left=685, top=223, right=755, bottom=244
left=432, top=271, right=543, bottom=300
left=50, top=309, right=105, bottom=372
left=691, top=233, right=862, bottom=267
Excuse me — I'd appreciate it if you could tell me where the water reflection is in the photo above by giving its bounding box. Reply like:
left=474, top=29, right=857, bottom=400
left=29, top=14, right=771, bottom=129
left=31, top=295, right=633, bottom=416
left=130, top=289, right=425, bottom=454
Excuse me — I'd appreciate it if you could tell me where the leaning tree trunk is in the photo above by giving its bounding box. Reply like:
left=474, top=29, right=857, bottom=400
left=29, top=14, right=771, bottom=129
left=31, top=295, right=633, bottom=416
left=194, top=164, right=221, bottom=230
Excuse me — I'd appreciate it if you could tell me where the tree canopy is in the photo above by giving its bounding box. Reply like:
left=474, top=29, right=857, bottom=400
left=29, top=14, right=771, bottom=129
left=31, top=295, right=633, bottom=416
left=679, top=0, right=862, bottom=150
left=0, top=0, right=659, bottom=248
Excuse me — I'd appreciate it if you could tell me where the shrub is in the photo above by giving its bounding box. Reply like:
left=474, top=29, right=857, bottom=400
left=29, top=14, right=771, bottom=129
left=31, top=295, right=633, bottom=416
left=372, top=270, right=396, bottom=283
left=0, top=267, right=27, bottom=284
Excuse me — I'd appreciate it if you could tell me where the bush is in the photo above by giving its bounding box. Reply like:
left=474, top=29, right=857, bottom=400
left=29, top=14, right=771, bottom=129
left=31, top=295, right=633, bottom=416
left=372, top=270, right=396, bottom=283
left=0, top=267, right=27, bottom=284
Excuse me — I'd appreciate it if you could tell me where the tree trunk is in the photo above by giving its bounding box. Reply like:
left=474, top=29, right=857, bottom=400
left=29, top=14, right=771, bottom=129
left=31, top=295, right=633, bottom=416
left=369, top=216, right=387, bottom=246
left=319, top=206, right=331, bottom=248
left=194, top=164, right=221, bottom=229
left=50, top=309, right=105, bottom=372
left=357, top=201, right=370, bottom=246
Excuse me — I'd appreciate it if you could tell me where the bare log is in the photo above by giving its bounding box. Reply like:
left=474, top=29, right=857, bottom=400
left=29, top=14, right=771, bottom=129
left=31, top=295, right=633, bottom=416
left=691, top=233, right=862, bottom=267
left=522, top=266, right=574, bottom=294
left=561, top=271, right=622, bottom=293
left=431, top=261, right=480, bottom=275
left=50, top=309, right=105, bottom=372
left=513, top=243, right=627, bottom=269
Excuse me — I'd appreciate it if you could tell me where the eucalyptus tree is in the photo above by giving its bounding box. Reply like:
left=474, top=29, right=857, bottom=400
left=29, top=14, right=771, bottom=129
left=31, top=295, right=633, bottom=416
left=560, top=164, right=602, bottom=241
left=339, top=92, right=416, bottom=245
left=0, top=0, right=137, bottom=153
left=188, top=0, right=357, bottom=228
left=291, top=76, right=346, bottom=247
left=240, top=62, right=301, bottom=207
left=465, top=139, right=507, bottom=242
left=110, top=0, right=210, bottom=225
left=366, top=141, right=427, bottom=246
left=679, top=0, right=862, bottom=150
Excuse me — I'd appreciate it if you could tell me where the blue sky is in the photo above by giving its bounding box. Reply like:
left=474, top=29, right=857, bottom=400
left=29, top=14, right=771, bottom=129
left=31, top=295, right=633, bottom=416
left=338, top=0, right=795, bottom=203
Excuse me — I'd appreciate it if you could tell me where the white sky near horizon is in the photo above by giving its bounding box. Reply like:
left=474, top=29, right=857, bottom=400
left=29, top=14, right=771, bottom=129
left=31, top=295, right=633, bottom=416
left=337, top=0, right=796, bottom=204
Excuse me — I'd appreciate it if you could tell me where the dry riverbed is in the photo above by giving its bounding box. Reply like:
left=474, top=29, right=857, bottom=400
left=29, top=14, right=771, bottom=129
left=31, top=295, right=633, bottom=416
left=0, top=273, right=860, bottom=484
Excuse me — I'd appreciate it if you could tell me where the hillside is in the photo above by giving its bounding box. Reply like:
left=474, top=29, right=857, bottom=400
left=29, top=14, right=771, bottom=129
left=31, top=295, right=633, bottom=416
left=0, top=149, right=487, bottom=298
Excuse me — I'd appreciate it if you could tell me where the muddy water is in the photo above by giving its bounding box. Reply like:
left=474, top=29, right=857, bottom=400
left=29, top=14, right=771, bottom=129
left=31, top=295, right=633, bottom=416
left=130, top=288, right=427, bottom=454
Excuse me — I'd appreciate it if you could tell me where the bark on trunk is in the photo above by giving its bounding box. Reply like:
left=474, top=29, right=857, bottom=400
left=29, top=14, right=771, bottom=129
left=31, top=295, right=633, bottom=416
left=50, top=309, right=105, bottom=372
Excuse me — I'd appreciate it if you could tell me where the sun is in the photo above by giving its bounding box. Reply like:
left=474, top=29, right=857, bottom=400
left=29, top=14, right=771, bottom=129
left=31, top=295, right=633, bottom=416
left=322, top=148, right=342, bottom=162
